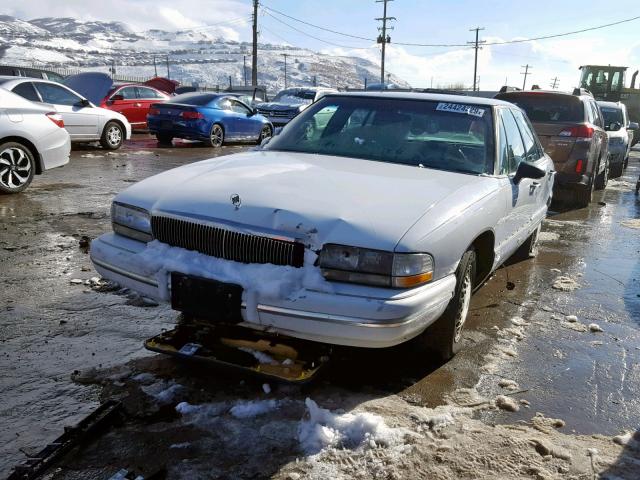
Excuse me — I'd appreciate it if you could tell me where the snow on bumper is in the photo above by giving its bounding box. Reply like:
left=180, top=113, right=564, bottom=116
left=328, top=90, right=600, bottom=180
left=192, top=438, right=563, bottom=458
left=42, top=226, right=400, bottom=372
left=90, top=233, right=456, bottom=348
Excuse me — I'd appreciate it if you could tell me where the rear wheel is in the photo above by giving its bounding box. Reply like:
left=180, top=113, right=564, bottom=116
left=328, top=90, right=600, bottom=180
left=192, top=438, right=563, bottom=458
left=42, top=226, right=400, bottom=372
left=100, top=121, right=124, bottom=150
left=205, top=124, right=224, bottom=148
left=0, top=142, right=35, bottom=194
left=570, top=178, right=593, bottom=208
left=595, top=157, right=609, bottom=190
left=610, top=162, right=624, bottom=179
left=156, top=133, right=173, bottom=145
left=420, top=249, right=476, bottom=361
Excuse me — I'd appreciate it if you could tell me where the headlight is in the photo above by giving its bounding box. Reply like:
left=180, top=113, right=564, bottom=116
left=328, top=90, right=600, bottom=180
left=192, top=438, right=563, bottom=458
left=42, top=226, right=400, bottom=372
left=111, top=202, right=152, bottom=242
left=318, top=244, right=434, bottom=288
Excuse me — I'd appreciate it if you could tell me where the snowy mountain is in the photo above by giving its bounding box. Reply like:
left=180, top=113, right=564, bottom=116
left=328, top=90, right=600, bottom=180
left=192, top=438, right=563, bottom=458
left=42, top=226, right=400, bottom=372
left=0, top=16, right=409, bottom=93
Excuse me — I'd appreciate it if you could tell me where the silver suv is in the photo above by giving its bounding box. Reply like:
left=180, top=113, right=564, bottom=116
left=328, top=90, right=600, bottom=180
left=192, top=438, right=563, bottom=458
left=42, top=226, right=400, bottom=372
left=256, top=87, right=337, bottom=127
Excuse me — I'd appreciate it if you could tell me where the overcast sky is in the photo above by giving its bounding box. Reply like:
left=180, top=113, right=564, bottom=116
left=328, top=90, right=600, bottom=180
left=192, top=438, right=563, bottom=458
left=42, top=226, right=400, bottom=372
left=3, top=0, right=640, bottom=89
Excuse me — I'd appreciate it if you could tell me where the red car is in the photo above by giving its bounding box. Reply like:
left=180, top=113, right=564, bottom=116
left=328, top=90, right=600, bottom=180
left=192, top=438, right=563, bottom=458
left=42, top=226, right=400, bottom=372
left=100, top=84, right=171, bottom=130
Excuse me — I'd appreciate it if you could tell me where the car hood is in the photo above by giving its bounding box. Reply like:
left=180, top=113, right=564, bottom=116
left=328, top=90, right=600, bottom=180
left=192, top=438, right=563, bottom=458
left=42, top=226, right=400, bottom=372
left=63, top=72, right=113, bottom=105
left=116, top=151, right=496, bottom=251
left=258, top=102, right=306, bottom=111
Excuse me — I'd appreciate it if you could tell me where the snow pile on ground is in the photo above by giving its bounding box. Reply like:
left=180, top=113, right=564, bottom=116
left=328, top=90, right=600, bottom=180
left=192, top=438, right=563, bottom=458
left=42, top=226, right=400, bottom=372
left=552, top=275, right=581, bottom=291
left=607, top=179, right=635, bottom=192
left=230, top=399, right=280, bottom=418
left=538, top=231, right=560, bottom=242
left=620, top=219, right=640, bottom=229
left=141, top=380, right=183, bottom=404
left=298, top=398, right=412, bottom=454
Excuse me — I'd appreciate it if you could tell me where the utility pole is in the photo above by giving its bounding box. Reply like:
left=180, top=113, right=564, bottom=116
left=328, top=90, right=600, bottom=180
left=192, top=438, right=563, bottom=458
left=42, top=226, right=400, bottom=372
left=521, top=64, right=532, bottom=90
left=550, top=76, right=559, bottom=89
left=153, top=56, right=158, bottom=77
left=166, top=55, right=170, bottom=80
left=467, top=27, right=485, bottom=92
left=251, top=0, right=259, bottom=86
left=281, top=53, right=289, bottom=89
left=375, top=0, right=395, bottom=85
left=243, top=55, right=247, bottom=86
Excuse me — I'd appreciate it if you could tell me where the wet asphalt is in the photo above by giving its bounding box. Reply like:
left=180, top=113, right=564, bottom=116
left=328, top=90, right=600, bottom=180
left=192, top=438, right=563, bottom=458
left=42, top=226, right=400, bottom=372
left=0, top=135, right=639, bottom=477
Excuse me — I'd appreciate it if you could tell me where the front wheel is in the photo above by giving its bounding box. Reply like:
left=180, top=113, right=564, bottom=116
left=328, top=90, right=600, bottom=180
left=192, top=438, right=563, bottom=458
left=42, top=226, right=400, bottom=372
left=156, top=133, right=173, bottom=145
left=100, top=121, right=124, bottom=150
left=0, top=142, right=35, bottom=194
left=420, top=249, right=476, bottom=361
left=609, top=162, right=624, bottom=179
left=257, top=125, right=272, bottom=144
left=205, top=124, right=224, bottom=148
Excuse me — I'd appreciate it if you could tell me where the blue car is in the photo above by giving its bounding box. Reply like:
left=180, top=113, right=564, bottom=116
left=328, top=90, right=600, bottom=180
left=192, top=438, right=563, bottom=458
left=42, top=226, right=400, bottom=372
left=147, top=93, right=273, bottom=147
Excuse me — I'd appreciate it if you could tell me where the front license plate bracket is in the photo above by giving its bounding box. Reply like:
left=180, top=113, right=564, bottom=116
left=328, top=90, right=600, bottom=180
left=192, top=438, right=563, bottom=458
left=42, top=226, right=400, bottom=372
left=171, top=272, right=242, bottom=323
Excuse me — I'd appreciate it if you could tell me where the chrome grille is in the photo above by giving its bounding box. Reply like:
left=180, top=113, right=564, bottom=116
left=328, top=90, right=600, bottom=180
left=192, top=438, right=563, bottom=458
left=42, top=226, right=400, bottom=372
left=257, top=109, right=295, bottom=118
left=151, top=216, right=304, bottom=268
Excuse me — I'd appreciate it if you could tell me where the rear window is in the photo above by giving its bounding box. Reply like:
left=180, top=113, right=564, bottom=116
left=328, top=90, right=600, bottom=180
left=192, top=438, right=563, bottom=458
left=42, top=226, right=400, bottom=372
left=600, top=106, right=623, bottom=125
left=170, top=93, right=218, bottom=106
left=497, top=94, right=584, bottom=123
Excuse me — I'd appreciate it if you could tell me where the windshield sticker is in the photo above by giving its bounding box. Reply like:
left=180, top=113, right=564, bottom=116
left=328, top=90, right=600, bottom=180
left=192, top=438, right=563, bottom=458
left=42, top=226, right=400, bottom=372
left=436, top=102, right=485, bottom=117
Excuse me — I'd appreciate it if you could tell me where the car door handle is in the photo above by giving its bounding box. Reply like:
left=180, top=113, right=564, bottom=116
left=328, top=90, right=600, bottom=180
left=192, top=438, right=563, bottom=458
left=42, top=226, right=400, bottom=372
left=134, top=103, right=142, bottom=107
left=530, top=182, right=541, bottom=194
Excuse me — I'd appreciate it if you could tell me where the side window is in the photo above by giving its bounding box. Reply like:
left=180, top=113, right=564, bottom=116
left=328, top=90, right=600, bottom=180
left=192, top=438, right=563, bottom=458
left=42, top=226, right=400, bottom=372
left=12, top=82, right=40, bottom=102
left=34, top=83, right=81, bottom=106
left=230, top=100, right=250, bottom=114
left=511, top=109, right=541, bottom=161
left=116, top=87, right=137, bottom=100
left=498, top=108, right=526, bottom=174
left=590, top=102, right=603, bottom=127
left=217, top=98, right=232, bottom=111
left=136, top=87, right=162, bottom=99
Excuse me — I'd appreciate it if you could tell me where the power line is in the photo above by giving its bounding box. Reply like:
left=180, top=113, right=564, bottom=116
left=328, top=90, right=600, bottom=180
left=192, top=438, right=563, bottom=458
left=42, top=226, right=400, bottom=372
left=261, top=4, right=375, bottom=41
left=550, top=77, right=559, bottom=89
left=394, top=14, right=640, bottom=47
left=261, top=9, right=375, bottom=49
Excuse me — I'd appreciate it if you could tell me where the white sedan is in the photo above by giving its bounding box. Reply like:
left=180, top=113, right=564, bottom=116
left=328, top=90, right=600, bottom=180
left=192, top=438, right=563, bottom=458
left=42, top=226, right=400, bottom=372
left=0, top=88, right=70, bottom=193
left=0, top=76, right=131, bottom=150
left=91, top=92, right=554, bottom=359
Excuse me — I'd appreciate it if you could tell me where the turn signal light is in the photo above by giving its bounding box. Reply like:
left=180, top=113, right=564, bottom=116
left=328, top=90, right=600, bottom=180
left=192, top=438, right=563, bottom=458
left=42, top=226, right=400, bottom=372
left=559, top=125, right=594, bottom=139
left=180, top=111, right=204, bottom=120
left=45, top=112, right=64, bottom=128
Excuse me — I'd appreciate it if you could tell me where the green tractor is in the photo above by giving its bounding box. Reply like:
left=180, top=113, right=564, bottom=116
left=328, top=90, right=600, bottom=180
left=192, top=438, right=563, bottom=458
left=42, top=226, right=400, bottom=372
left=579, top=65, right=640, bottom=145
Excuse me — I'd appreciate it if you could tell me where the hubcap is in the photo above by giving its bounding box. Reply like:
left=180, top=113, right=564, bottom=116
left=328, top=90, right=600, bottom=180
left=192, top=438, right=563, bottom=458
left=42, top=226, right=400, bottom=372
left=261, top=126, right=272, bottom=141
left=0, top=147, right=32, bottom=190
left=211, top=126, right=223, bottom=147
left=107, top=125, right=122, bottom=146
left=454, top=268, right=472, bottom=343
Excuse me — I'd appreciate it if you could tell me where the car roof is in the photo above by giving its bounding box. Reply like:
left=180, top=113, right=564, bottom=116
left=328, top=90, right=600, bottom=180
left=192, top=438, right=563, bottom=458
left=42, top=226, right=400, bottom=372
left=326, top=91, right=513, bottom=107
left=597, top=100, right=624, bottom=109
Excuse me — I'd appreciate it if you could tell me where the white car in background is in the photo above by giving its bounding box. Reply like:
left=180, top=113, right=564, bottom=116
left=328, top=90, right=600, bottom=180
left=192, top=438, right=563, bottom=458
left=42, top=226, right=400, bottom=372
left=0, top=88, right=70, bottom=193
left=0, top=76, right=131, bottom=150
left=597, top=101, right=638, bottom=178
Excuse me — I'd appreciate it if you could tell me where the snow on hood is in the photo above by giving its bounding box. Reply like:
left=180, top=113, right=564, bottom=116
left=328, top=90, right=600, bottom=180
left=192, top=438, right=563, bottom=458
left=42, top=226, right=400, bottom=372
left=63, top=72, right=113, bottom=104
left=116, top=150, right=495, bottom=252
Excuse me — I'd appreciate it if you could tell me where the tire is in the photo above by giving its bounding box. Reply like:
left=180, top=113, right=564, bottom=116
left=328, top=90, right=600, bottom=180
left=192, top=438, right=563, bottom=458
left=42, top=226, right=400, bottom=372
left=623, top=155, right=629, bottom=169
left=0, top=142, right=35, bottom=194
left=512, top=222, right=541, bottom=261
left=570, top=179, right=593, bottom=208
left=610, top=163, right=624, bottom=179
left=156, top=133, right=173, bottom=145
left=257, top=125, right=272, bottom=144
left=100, top=121, right=124, bottom=150
left=420, top=249, right=476, bottom=361
left=594, top=157, right=609, bottom=190
left=205, top=123, right=224, bottom=148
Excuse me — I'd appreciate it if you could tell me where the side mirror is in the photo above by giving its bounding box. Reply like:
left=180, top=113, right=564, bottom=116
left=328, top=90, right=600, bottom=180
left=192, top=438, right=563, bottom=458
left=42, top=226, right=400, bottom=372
left=251, top=107, right=258, bottom=116
left=628, top=122, right=639, bottom=130
left=77, top=98, right=91, bottom=107
left=513, top=161, right=545, bottom=184
left=607, top=121, right=622, bottom=132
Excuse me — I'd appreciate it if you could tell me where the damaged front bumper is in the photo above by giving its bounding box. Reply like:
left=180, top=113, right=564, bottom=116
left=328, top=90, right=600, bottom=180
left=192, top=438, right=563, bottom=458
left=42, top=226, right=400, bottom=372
left=90, top=233, right=456, bottom=348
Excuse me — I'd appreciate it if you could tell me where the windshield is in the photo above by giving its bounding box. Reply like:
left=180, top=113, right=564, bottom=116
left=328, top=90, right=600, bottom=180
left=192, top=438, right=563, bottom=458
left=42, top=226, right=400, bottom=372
left=272, top=89, right=315, bottom=104
left=266, top=96, right=496, bottom=175
left=600, top=106, right=623, bottom=125
left=498, top=94, right=583, bottom=123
